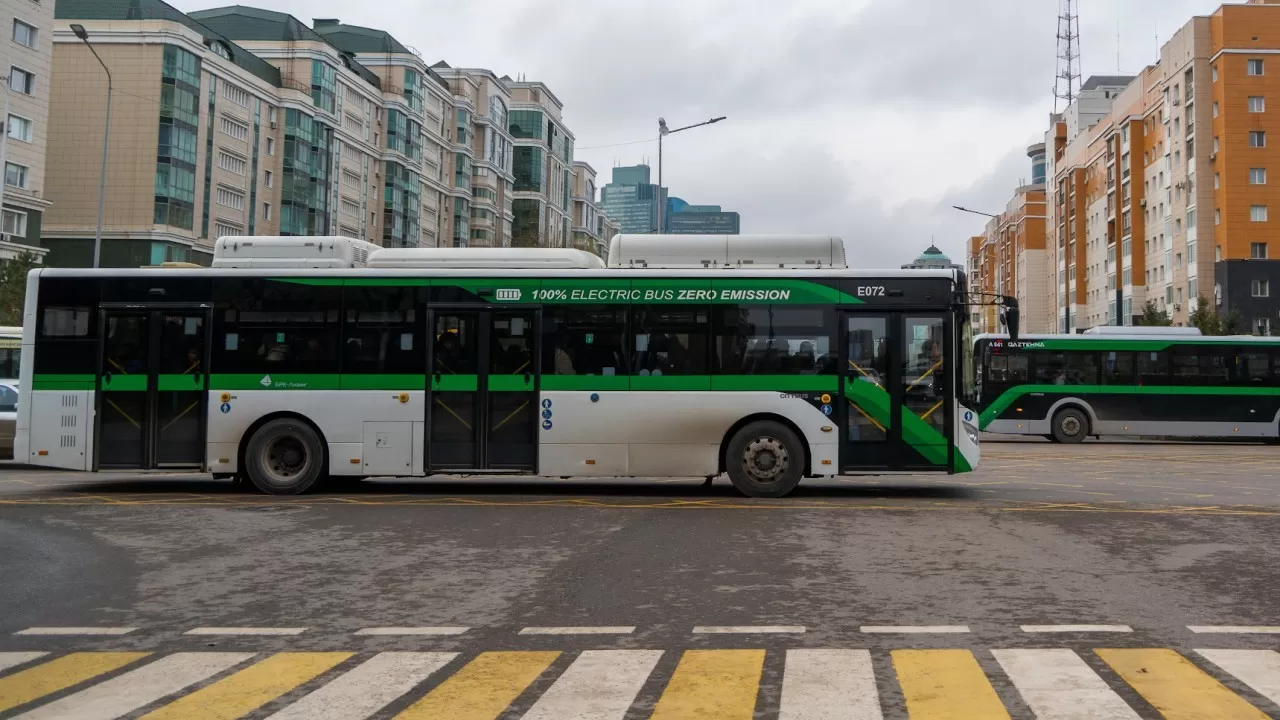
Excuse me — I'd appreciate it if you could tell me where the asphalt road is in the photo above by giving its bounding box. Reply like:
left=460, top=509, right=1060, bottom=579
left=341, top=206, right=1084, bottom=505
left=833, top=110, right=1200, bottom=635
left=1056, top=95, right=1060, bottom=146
left=0, top=442, right=1277, bottom=718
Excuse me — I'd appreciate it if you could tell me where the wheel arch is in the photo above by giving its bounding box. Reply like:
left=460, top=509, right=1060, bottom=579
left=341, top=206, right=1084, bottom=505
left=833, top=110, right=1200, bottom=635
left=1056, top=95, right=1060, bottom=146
left=236, top=411, right=330, bottom=477
left=1046, top=397, right=1097, bottom=432
left=718, top=412, right=812, bottom=477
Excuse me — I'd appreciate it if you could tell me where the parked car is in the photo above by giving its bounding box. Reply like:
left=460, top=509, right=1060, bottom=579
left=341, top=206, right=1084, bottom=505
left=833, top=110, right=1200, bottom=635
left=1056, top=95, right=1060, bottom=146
left=0, top=382, right=17, bottom=460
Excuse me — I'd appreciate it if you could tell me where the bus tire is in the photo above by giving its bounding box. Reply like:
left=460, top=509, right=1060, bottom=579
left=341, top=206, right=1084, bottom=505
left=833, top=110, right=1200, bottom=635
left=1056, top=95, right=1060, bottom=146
left=244, top=418, right=326, bottom=495
left=1051, top=408, right=1089, bottom=444
left=726, top=421, right=804, bottom=498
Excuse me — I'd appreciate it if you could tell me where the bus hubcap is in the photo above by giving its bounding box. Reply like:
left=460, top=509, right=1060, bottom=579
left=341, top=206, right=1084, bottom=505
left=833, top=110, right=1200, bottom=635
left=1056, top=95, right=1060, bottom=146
left=1061, top=416, right=1082, bottom=436
left=265, top=437, right=307, bottom=480
left=743, top=437, right=788, bottom=482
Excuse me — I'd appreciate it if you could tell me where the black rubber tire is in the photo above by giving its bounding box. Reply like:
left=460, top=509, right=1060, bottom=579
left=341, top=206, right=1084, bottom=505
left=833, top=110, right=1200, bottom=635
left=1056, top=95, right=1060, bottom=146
left=1051, top=408, right=1089, bottom=444
left=244, top=418, right=326, bottom=495
left=725, top=421, right=805, bottom=498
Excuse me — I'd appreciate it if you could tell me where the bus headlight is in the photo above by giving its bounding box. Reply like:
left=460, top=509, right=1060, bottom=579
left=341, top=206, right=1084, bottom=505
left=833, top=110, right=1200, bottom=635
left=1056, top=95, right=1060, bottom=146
left=962, top=421, right=979, bottom=445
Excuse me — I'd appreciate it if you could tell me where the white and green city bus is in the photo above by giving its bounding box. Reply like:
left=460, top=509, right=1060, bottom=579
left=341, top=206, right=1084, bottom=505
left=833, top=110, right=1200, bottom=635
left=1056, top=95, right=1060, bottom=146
left=16, top=235, right=982, bottom=497
left=975, top=328, right=1280, bottom=442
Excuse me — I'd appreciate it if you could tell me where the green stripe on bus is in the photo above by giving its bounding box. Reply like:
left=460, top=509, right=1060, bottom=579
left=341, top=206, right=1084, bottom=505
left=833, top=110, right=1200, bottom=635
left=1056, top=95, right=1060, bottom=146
left=157, top=374, right=204, bottom=391
left=979, top=384, right=1280, bottom=428
left=432, top=374, right=478, bottom=392
left=710, top=375, right=837, bottom=392
left=488, top=375, right=532, bottom=392
left=31, top=374, right=95, bottom=390
left=102, top=375, right=148, bottom=392
left=846, top=378, right=948, bottom=466
left=210, top=374, right=342, bottom=390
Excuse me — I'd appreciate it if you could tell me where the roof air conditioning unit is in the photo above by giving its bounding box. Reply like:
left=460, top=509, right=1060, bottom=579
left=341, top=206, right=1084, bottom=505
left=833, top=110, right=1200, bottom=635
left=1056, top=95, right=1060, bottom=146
left=269, top=121, right=278, bottom=130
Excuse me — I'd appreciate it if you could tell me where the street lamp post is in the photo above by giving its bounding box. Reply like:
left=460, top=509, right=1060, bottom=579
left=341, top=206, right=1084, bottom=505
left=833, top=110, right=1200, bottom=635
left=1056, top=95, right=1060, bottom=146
left=951, top=205, right=999, bottom=219
left=656, top=116, right=725, bottom=233
left=71, top=24, right=112, bottom=268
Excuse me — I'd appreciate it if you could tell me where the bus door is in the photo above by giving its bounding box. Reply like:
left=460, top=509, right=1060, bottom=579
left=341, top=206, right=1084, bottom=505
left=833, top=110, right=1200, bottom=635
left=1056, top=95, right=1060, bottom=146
left=839, top=312, right=951, bottom=471
left=427, top=308, right=538, bottom=472
left=96, top=307, right=210, bottom=469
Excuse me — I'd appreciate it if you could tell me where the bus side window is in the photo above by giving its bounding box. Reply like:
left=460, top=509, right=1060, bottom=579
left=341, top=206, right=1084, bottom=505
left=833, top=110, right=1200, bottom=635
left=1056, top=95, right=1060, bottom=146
left=541, top=307, right=627, bottom=377
left=1137, top=351, right=1169, bottom=386
left=1239, top=351, right=1270, bottom=385
left=631, top=306, right=708, bottom=377
left=1101, top=352, right=1135, bottom=385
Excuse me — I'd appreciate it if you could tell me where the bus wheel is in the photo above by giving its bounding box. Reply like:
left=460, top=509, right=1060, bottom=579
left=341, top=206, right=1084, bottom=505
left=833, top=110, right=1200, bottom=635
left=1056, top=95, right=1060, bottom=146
left=1051, top=408, right=1089, bottom=444
left=244, top=419, right=325, bottom=495
left=726, top=421, right=804, bottom=498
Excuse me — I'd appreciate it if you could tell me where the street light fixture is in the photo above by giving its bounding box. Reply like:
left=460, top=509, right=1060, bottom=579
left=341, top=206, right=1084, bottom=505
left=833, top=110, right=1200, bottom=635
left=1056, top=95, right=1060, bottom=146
left=656, top=116, right=726, bottom=233
left=71, top=24, right=112, bottom=268
left=951, top=205, right=999, bottom=219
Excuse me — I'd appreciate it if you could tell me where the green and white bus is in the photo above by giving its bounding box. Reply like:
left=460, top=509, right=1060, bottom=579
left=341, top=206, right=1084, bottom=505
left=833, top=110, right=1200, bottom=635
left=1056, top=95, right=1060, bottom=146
left=16, top=235, right=982, bottom=497
left=975, top=329, right=1280, bottom=442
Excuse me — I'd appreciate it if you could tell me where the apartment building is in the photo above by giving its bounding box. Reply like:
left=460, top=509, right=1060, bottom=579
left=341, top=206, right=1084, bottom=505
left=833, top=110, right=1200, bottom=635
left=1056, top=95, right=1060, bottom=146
left=968, top=148, right=1050, bottom=334
left=0, top=0, right=52, bottom=261
left=569, top=160, right=605, bottom=256
left=509, top=80, right=575, bottom=248
left=1025, top=0, right=1280, bottom=334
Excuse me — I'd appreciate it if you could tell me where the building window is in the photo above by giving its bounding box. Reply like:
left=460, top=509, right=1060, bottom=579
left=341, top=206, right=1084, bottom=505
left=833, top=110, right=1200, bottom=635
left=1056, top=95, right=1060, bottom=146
left=1251, top=205, right=1269, bottom=222
left=220, top=116, right=249, bottom=142
left=1249, top=59, right=1265, bottom=76
left=2, top=208, right=26, bottom=237
left=266, top=137, right=275, bottom=155
left=311, top=61, right=336, bottom=114
left=222, top=82, right=250, bottom=108
left=6, top=114, right=30, bottom=142
left=1253, top=279, right=1270, bottom=298
left=217, top=151, right=247, bottom=175
left=1213, top=101, right=1219, bottom=117
left=1213, top=65, right=1219, bottom=82
left=263, top=170, right=273, bottom=188
left=1215, top=209, right=1221, bottom=225
left=340, top=197, right=360, bottom=216
left=12, top=20, right=36, bottom=49
left=263, top=202, right=272, bottom=220
left=341, top=169, right=361, bottom=189
left=1250, top=96, right=1266, bottom=113
left=214, top=220, right=243, bottom=238
left=216, top=186, right=245, bottom=211
left=4, top=162, right=27, bottom=188
left=9, top=67, right=32, bottom=94
left=1252, top=242, right=1268, bottom=259
left=1251, top=168, right=1268, bottom=185
left=1258, top=318, right=1272, bottom=336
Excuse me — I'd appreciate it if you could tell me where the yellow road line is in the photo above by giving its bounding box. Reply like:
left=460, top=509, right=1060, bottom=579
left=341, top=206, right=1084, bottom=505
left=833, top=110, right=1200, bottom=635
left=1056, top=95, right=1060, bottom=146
left=0, top=652, right=149, bottom=713
left=141, top=652, right=351, bottom=720
left=1097, top=648, right=1269, bottom=720
left=892, top=649, right=1010, bottom=719
left=394, top=651, right=558, bottom=719
left=650, top=649, right=765, bottom=719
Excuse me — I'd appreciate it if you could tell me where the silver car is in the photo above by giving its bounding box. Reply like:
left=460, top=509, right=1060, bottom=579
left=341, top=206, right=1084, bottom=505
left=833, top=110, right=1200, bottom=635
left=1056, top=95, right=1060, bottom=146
left=0, top=382, right=16, bottom=460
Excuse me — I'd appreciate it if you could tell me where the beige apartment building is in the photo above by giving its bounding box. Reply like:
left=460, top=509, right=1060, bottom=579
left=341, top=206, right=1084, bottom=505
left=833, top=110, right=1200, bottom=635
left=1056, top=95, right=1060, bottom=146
left=509, top=80, right=575, bottom=248
left=43, top=1, right=545, bottom=266
left=570, top=161, right=606, bottom=256
left=0, top=0, right=53, bottom=260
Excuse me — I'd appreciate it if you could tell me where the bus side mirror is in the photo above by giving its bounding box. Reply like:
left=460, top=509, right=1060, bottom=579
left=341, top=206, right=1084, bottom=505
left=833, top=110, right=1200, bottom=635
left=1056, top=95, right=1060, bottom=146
left=1001, top=298, right=1020, bottom=341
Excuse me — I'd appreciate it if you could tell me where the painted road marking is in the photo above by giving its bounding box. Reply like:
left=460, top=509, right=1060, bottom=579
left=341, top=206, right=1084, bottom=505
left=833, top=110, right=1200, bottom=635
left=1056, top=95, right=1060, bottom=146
left=892, top=649, right=1010, bottom=719
left=0, top=653, right=47, bottom=673
left=650, top=649, right=765, bottom=719
left=778, top=649, right=883, bottom=720
left=394, top=651, right=559, bottom=719
left=265, top=652, right=457, bottom=720
left=15, top=628, right=136, bottom=636
left=991, top=648, right=1139, bottom=720
left=0, top=653, right=150, bottom=714
left=139, top=652, right=352, bottom=720
left=1196, top=649, right=1280, bottom=708
left=522, top=649, right=662, bottom=720
left=13, top=652, right=252, bottom=720
left=353, top=627, right=469, bottom=636
left=1189, top=626, right=1280, bottom=634
left=184, top=627, right=308, bottom=636
left=861, top=625, right=970, bottom=634
left=692, top=626, right=805, bottom=634
left=1020, top=625, right=1133, bottom=633
left=518, top=627, right=636, bottom=635
left=1097, top=648, right=1270, bottom=720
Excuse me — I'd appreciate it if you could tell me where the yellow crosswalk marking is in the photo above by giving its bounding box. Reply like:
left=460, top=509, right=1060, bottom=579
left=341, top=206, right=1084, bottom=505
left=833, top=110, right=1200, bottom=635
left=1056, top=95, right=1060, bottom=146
left=892, top=649, right=1011, bottom=719
left=140, top=652, right=352, bottom=720
left=650, top=649, right=766, bottom=719
left=1097, top=648, right=1270, bottom=720
left=394, top=651, right=558, bottom=720
left=0, top=652, right=149, bottom=713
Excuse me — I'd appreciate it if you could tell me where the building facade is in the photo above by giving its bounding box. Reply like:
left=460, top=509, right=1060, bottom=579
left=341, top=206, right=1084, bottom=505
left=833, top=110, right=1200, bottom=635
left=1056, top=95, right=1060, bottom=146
left=0, top=0, right=53, bottom=260
left=569, top=160, right=606, bottom=256
left=508, top=80, right=575, bottom=248
left=600, top=164, right=663, bottom=234
left=664, top=197, right=740, bottom=234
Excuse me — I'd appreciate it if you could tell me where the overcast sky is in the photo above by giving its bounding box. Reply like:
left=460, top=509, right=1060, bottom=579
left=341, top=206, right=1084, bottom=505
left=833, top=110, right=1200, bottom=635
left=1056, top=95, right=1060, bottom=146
left=177, top=0, right=1234, bottom=266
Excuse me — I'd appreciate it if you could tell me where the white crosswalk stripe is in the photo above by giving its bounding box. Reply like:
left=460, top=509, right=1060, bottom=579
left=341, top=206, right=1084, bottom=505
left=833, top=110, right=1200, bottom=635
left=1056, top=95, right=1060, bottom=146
left=993, top=648, right=1141, bottom=720
left=779, top=649, right=883, bottom=720
left=265, top=652, right=457, bottom=720
left=1196, top=649, right=1280, bottom=708
left=12, top=652, right=252, bottom=720
left=0, top=653, right=47, bottom=674
left=522, top=649, right=663, bottom=720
